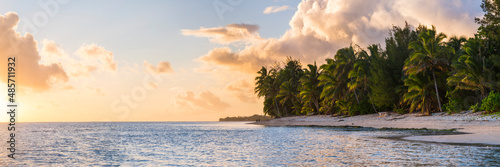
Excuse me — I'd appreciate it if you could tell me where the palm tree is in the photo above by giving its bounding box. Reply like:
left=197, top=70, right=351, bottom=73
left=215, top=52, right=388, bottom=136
left=255, top=67, right=282, bottom=117
left=405, top=26, right=454, bottom=112
left=319, top=59, right=341, bottom=114
left=335, top=45, right=360, bottom=104
left=274, top=57, right=304, bottom=116
left=447, top=36, right=467, bottom=63
left=384, top=23, right=419, bottom=110
left=348, top=45, right=381, bottom=113
left=447, top=36, right=467, bottom=53
left=317, top=46, right=361, bottom=115
left=402, top=73, right=438, bottom=114
left=447, top=37, right=498, bottom=99
left=269, top=67, right=284, bottom=117
left=255, top=67, right=269, bottom=98
left=277, top=80, right=300, bottom=115
left=300, top=62, right=322, bottom=114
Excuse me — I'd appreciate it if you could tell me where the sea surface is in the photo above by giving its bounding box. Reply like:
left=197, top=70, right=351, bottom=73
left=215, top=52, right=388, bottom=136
left=0, top=122, right=499, bottom=166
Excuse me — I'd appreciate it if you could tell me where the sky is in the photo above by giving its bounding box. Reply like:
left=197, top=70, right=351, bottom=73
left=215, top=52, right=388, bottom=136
left=0, top=0, right=485, bottom=122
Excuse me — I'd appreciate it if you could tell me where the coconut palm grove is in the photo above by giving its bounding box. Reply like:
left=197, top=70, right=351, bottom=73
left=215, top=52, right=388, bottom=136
left=254, top=0, right=500, bottom=118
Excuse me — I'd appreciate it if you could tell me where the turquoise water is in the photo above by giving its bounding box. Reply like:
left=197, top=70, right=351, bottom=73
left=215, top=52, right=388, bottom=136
left=0, top=122, right=498, bottom=166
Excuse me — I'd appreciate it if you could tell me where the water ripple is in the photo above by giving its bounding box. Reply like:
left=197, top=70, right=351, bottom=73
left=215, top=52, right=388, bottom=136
left=0, top=122, right=498, bottom=166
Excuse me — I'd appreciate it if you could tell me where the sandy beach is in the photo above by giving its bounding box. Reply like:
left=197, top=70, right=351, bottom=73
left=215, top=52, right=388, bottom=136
left=252, top=111, right=500, bottom=145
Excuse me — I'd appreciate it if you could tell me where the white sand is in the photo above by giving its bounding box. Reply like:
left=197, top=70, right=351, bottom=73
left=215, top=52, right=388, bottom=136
left=252, top=111, right=500, bottom=145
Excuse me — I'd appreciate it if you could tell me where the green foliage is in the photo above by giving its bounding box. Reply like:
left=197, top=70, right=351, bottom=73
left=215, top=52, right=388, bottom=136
left=254, top=1, right=500, bottom=118
left=300, top=105, right=314, bottom=115
left=470, top=92, right=500, bottom=113
left=475, top=0, right=500, bottom=43
left=348, top=100, right=374, bottom=116
left=443, top=92, right=462, bottom=114
left=369, top=48, right=394, bottom=110
left=402, top=73, right=437, bottom=114
left=335, top=100, right=349, bottom=115
left=255, top=67, right=280, bottom=117
left=443, top=99, right=462, bottom=114
left=476, top=0, right=500, bottom=89
left=447, top=36, right=467, bottom=62
left=299, top=63, right=322, bottom=114
left=480, top=92, right=500, bottom=113
left=470, top=103, right=481, bottom=112
left=403, top=26, right=453, bottom=114
left=381, top=23, right=419, bottom=109
left=444, top=100, right=462, bottom=114
left=394, top=107, right=406, bottom=114
left=447, top=37, right=498, bottom=98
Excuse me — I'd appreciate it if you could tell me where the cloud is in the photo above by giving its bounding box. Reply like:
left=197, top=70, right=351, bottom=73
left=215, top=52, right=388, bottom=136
left=182, top=23, right=262, bottom=44
left=144, top=60, right=174, bottom=74
left=68, top=63, right=98, bottom=77
left=175, top=91, right=231, bottom=110
left=0, top=12, right=68, bottom=91
left=196, top=0, right=483, bottom=73
left=76, top=43, right=117, bottom=72
left=226, top=79, right=257, bottom=103
left=198, top=42, right=288, bottom=73
left=392, top=0, right=481, bottom=37
left=263, top=5, right=291, bottom=14
left=41, top=39, right=67, bottom=58
left=40, top=40, right=116, bottom=77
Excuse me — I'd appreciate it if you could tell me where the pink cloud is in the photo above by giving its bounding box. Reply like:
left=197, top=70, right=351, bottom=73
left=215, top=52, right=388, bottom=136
left=144, top=60, right=174, bottom=74
left=193, top=0, right=482, bottom=73
left=0, top=12, right=68, bottom=91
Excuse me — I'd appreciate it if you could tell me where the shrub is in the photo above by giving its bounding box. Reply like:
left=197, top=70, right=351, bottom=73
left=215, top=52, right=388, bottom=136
left=470, top=92, right=500, bottom=113
left=301, top=105, right=314, bottom=115
left=394, top=107, right=406, bottom=114
left=443, top=91, right=471, bottom=114
left=470, top=103, right=481, bottom=112
left=335, top=100, right=349, bottom=115
left=480, top=92, right=500, bottom=113
left=444, top=99, right=462, bottom=114
left=348, top=100, right=373, bottom=116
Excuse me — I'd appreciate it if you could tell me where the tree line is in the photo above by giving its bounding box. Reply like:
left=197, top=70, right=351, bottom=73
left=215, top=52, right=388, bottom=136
left=254, top=0, right=500, bottom=117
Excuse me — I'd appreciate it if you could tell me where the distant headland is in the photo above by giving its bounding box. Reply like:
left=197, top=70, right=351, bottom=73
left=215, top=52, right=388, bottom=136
left=219, top=114, right=272, bottom=122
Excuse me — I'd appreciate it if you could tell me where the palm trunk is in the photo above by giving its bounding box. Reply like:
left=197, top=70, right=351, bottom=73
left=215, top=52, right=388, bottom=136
left=368, top=95, right=378, bottom=113
left=283, top=105, right=288, bottom=116
left=366, top=89, right=378, bottom=113
left=353, top=89, right=360, bottom=104
left=291, top=99, right=299, bottom=115
left=313, top=97, right=320, bottom=113
left=327, top=97, right=336, bottom=115
left=480, top=88, right=486, bottom=100
left=274, top=98, right=282, bottom=117
left=432, top=71, right=442, bottom=112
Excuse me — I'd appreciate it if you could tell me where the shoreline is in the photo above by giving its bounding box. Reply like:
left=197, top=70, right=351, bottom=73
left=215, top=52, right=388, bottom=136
left=251, top=111, right=500, bottom=146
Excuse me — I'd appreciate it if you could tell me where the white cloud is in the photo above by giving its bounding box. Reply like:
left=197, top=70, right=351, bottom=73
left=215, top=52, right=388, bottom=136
left=196, top=0, right=483, bottom=73
left=263, top=5, right=292, bottom=14
left=182, top=23, right=262, bottom=44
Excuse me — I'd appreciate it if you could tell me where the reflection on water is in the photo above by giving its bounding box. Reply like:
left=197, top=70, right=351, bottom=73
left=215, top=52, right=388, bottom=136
left=0, top=122, right=498, bottom=166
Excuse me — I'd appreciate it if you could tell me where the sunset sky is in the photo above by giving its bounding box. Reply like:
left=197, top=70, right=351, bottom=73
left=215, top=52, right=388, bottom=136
left=0, top=0, right=485, bottom=122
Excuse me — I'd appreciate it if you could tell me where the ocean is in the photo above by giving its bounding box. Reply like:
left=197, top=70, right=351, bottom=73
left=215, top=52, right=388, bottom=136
left=0, top=122, right=499, bottom=166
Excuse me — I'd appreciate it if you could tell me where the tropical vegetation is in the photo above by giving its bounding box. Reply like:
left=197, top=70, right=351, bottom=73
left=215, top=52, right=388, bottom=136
left=255, top=0, right=500, bottom=117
